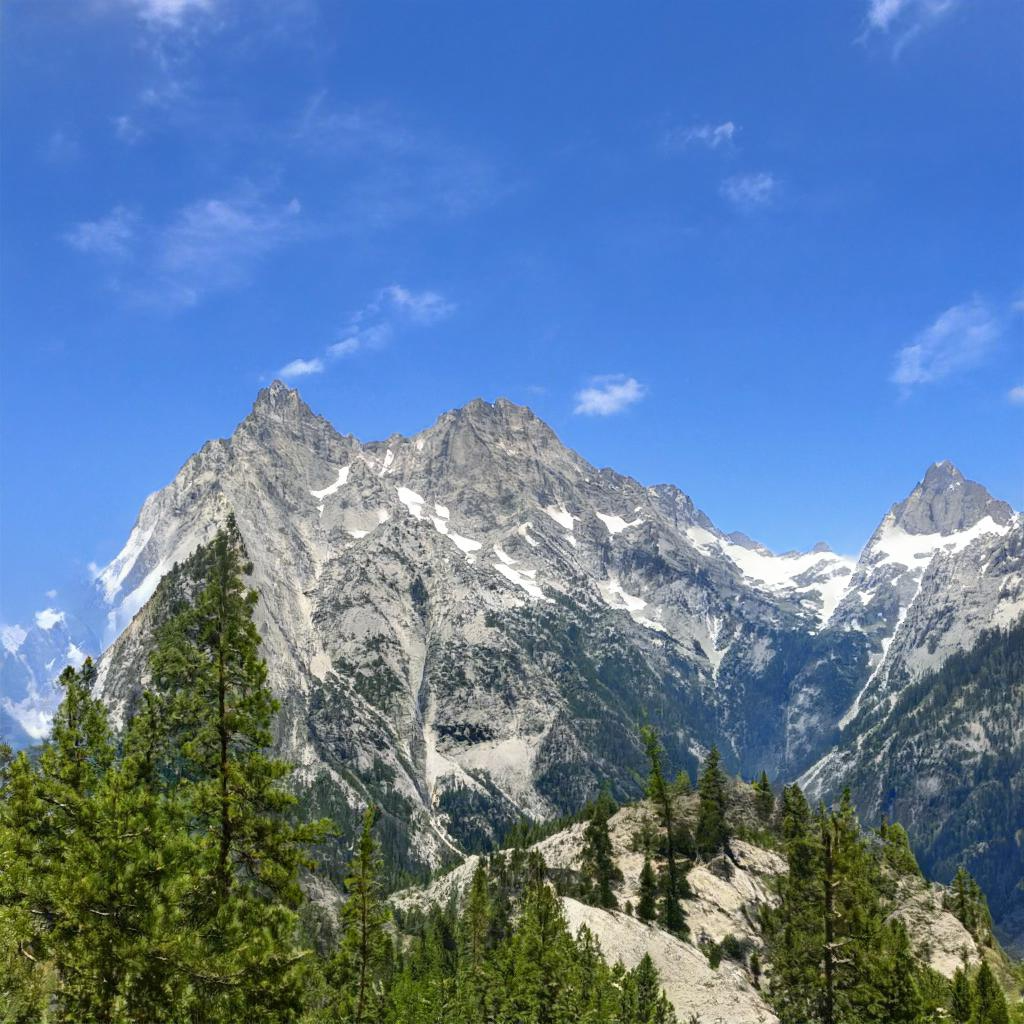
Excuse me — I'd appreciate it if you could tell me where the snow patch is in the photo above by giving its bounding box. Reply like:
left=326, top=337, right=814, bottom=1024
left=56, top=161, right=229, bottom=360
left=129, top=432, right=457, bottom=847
left=684, top=525, right=856, bottom=625
left=542, top=503, right=575, bottom=531
left=872, top=515, right=1008, bottom=570
left=595, top=511, right=643, bottom=535
left=397, top=486, right=427, bottom=519
left=598, top=580, right=666, bottom=632
left=309, top=465, right=350, bottom=500
left=518, top=522, right=539, bottom=547
left=493, top=561, right=548, bottom=600
left=97, top=522, right=156, bottom=603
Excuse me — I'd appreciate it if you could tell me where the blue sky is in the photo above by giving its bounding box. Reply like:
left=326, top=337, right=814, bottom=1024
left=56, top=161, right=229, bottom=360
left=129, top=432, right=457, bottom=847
left=1, top=0, right=1022, bottom=628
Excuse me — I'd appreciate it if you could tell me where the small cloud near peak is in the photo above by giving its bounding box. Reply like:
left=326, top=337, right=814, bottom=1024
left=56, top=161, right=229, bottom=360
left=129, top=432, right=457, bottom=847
left=574, top=375, right=647, bottom=416
left=279, top=357, right=324, bottom=379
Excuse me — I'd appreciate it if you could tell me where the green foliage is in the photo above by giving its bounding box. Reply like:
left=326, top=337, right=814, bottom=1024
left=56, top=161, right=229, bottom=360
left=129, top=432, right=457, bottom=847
left=640, top=726, right=690, bottom=938
left=695, top=746, right=730, bottom=860
left=325, top=806, right=393, bottom=1023
left=753, top=770, right=775, bottom=826
left=637, top=856, right=659, bottom=922
left=0, top=523, right=333, bottom=1022
left=384, top=852, right=678, bottom=1024
left=946, top=866, right=995, bottom=947
left=878, top=817, right=923, bottom=879
left=577, top=785, right=623, bottom=909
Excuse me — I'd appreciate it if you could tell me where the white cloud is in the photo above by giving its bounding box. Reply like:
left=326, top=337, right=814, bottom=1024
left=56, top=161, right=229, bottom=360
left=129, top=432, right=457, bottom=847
left=862, top=0, right=957, bottom=51
left=281, top=283, right=454, bottom=377
left=328, top=323, right=392, bottom=359
left=64, top=206, right=137, bottom=259
left=890, top=298, right=1000, bottom=388
left=1, top=624, right=27, bottom=656
left=279, top=357, right=324, bottom=379
left=122, top=0, right=216, bottom=27
left=574, top=375, right=647, bottom=416
left=720, top=172, right=777, bottom=209
left=381, top=284, right=455, bottom=325
left=662, top=121, right=737, bottom=152
left=34, top=608, right=65, bottom=630
left=1009, top=385, right=1024, bottom=405
left=45, top=589, right=57, bottom=600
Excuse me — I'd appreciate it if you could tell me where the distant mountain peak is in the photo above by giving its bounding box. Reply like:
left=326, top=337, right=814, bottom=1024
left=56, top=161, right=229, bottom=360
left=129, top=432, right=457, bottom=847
left=891, top=462, right=1013, bottom=536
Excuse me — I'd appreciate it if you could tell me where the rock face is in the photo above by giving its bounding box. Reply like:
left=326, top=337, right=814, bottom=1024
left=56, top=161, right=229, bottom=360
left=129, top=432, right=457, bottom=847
left=9, top=382, right=1019, bottom=941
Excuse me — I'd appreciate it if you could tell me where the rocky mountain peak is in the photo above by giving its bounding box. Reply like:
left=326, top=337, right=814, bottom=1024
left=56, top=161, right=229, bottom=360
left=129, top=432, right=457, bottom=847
left=891, top=461, right=1014, bottom=536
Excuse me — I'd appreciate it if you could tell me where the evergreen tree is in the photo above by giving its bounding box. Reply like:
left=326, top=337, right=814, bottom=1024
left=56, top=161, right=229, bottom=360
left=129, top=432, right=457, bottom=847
left=753, top=770, right=774, bottom=825
left=578, top=785, right=622, bottom=909
left=695, top=746, right=729, bottom=860
left=639, top=726, right=689, bottom=937
left=950, top=966, right=975, bottom=1024
left=878, top=818, right=922, bottom=878
left=457, top=860, right=493, bottom=1021
left=637, top=857, right=659, bottom=923
left=763, top=785, right=824, bottom=1024
left=973, top=961, right=1010, bottom=1024
left=328, top=806, right=393, bottom=1024
left=877, top=919, right=923, bottom=1024
left=146, top=520, right=332, bottom=1019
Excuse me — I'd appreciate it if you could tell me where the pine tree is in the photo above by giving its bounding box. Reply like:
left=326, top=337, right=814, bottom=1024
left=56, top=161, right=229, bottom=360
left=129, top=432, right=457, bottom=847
left=877, top=919, right=923, bottom=1023
left=146, top=520, right=332, bottom=1019
left=950, top=966, right=975, bottom=1023
left=695, top=746, right=729, bottom=860
left=457, top=859, right=493, bottom=1021
left=753, top=770, right=774, bottom=825
left=973, top=961, right=1010, bottom=1024
left=578, top=785, right=622, bottom=909
left=763, top=784, right=824, bottom=1024
left=329, top=806, right=393, bottom=1024
left=637, top=857, right=658, bottom=923
left=640, top=726, right=689, bottom=937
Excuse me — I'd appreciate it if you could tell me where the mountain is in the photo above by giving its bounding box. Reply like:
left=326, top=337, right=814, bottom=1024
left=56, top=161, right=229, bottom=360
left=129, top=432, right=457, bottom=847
left=94, top=382, right=875, bottom=870
left=5, top=382, right=1021, bottom=943
left=1, top=608, right=96, bottom=747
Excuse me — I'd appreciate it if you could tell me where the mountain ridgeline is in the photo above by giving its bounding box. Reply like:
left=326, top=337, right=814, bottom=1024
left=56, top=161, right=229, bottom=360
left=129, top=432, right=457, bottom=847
left=2, top=382, right=1021, bottom=945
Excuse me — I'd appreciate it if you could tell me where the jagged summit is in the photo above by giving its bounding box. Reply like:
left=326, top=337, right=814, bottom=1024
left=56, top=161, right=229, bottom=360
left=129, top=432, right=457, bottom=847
left=891, top=461, right=1014, bottom=536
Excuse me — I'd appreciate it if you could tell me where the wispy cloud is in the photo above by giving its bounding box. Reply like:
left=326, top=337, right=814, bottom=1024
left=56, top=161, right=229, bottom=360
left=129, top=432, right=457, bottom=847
left=279, top=285, right=455, bottom=378
left=113, top=115, right=144, bottom=144
left=64, top=206, right=137, bottom=259
left=64, top=189, right=303, bottom=309
left=720, top=172, right=777, bottom=209
left=381, top=284, right=455, bottom=325
left=861, top=0, right=957, bottom=52
left=574, top=375, right=647, bottom=416
left=1008, top=385, right=1024, bottom=405
left=113, top=0, right=217, bottom=28
left=890, top=298, right=1000, bottom=389
left=279, top=357, right=325, bottom=379
left=662, top=121, right=737, bottom=152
